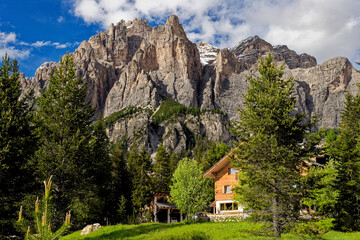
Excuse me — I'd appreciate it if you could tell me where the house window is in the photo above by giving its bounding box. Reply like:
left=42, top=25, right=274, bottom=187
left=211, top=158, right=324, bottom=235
left=220, top=202, right=239, bottom=211
left=224, top=185, right=231, bottom=194
left=228, top=168, right=239, bottom=175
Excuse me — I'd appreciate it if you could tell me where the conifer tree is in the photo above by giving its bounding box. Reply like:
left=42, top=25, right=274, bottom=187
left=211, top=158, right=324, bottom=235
left=153, top=142, right=171, bottom=192
left=128, top=145, right=153, bottom=214
left=232, top=53, right=315, bottom=237
left=108, top=137, right=132, bottom=223
left=200, top=142, right=229, bottom=171
left=0, top=55, right=36, bottom=237
left=328, top=82, right=360, bottom=231
left=88, top=115, right=113, bottom=223
left=32, top=54, right=106, bottom=228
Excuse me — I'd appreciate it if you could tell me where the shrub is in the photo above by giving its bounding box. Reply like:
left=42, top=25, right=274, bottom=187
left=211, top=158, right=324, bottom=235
left=104, top=107, right=141, bottom=127
left=290, top=218, right=334, bottom=236
left=17, top=176, right=71, bottom=240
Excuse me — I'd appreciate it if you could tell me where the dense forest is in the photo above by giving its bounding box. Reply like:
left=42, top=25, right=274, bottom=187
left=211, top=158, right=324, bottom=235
left=1, top=52, right=360, bottom=239
left=0, top=54, right=229, bottom=239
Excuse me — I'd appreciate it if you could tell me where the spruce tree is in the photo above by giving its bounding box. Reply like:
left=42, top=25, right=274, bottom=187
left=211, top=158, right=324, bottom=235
left=88, top=115, right=113, bottom=223
left=0, top=55, right=36, bottom=237
left=108, top=137, right=132, bottom=223
left=328, top=84, right=360, bottom=231
left=232, top=53, right=315, bottom=237
left=32, top=54, right=104, bottom=228
left=128, top=145, right=153, bottom=214
left=153, top=142, right=171, bottom=192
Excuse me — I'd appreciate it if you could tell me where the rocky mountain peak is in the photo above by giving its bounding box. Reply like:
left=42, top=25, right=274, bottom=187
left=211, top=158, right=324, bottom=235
left=230, top=35, right=317, bottom=69
left=19, top=15, right=360, bottom=153
left=230, top=35, right=272, bottom=56
left=196, top=42, right=219, bottom=66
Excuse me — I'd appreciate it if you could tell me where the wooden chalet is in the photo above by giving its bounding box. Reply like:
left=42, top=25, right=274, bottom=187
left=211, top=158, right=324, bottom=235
left=152, top=193, right=185, bottom=223
left=203, top=152, right=248, bottom=217
left=204, top=151, right=329, bottom=218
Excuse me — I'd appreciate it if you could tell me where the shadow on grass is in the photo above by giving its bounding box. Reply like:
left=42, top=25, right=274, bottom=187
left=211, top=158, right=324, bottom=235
left=81, top=222, right=189, bottom=240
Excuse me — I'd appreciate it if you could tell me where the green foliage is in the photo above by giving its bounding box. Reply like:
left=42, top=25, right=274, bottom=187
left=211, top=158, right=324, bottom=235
left=152, top=99, right=224, bottom=124
left=231, top=53, right=316, bottom=237
left=302, top=159, right=340, bottom=216
left=0, top=54, right=36, bottom=237
left=170, top=158, right=213, bottom=217
left=117, top=195, right=128, bottom=224
left=326, top=84, right=360, bottom=231
left=290, top=219, right=334, bottom=236
left=153, top=143, right=171, bottom=192
left=104, top=107, right=142, bottom=127
left=128, top=145, right=153, bottom=213
left=200, top=142, right=230, bottom=171
left=32, top=54, right=111, bottom=229
left=145, top=209, right=153, bottom=223
left=109, top=138, right=132, bottom=224
left=17, top=176, right=71, bottom=240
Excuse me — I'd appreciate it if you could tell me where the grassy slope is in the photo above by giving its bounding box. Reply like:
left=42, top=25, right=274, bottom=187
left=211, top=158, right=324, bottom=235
left=60, top=222, right=360, bottom=240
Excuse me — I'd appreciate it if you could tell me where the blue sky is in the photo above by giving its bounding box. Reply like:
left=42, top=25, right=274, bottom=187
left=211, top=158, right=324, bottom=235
left=1, top=0, right=360, bottom=77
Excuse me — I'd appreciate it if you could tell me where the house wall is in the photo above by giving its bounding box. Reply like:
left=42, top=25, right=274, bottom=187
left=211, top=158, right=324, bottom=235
left=214, top=162, right=237, bottom=201
left=215, top=200, right=244, bottom=214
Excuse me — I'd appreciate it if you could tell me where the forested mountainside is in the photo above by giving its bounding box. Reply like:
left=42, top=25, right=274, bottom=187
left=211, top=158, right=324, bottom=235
left=19, top=15, right=360, bottom=153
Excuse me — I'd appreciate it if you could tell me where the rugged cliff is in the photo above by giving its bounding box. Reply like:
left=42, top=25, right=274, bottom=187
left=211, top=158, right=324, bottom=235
left=20, top=15, right=360, bottom=153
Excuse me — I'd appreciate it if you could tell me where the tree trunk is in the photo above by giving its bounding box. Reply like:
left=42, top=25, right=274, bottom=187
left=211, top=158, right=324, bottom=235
left=272, top=196, right=281, bottom=238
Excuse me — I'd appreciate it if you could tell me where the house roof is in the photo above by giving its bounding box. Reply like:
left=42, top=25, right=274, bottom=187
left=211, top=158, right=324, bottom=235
left=203, top=152, right=235, bottom=179
left=155, top=202, right=177, bottom=209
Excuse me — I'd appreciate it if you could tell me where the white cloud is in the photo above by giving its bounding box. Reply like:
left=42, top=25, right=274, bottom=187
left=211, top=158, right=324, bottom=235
left=0, top=31, right=75, bottom=59
left=0, top=47, right=30, bottom=59
left=70, top=0, right=360, bottom=65
left=32, top=41, right=52, bottom=47
left=0, top=32, right=30, bottom=59
left=0, top=32, right=16, bottom=44
left=53, top=42, right=71, bottom=49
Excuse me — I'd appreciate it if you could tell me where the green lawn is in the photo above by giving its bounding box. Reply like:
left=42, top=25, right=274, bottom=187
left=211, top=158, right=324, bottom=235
left=60, top=222, right=360, bottom=240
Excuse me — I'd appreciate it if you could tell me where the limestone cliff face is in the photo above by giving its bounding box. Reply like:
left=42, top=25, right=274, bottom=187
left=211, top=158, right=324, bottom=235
left=290, top=57, right=360, bottom=129
left=20, top=15, right=360, bottom=152
left=104, top=15, right=202, bottom=117
left=105, top=109, right=231, bottom=154
left=230, top=35, right=317, bottom=70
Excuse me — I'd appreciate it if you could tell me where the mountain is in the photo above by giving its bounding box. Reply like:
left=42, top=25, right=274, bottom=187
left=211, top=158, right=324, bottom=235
left=19, top=15, right=360, bottom=153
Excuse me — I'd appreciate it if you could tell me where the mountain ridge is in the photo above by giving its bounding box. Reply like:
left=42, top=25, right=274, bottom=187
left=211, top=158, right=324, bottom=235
left=19, top=15, right=360, bottom=153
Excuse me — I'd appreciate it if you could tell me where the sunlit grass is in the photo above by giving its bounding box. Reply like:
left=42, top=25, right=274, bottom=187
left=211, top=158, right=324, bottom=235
left=61, top=222, right=360, bottom=240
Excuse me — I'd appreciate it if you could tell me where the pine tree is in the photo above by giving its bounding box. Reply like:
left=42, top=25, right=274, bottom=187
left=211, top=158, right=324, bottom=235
left=232, top=53, right=315, bottom=237
left=88, top=115, right=113, bottom=223
left=153, top=142, right=171, bottom=192
left=328, top=83, right=360, bottom=231
left=0, top=55, right=36, bottom=237
left=32, top=54, right=104, bottom=228
left=108, top=137, right=132, bottom=223
left=128, top=145, right=153, bottom=214
left=200, top=142, right=229, bottom=171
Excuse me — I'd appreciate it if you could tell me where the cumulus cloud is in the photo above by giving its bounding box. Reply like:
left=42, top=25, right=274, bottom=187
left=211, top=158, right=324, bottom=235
left=71, top=0, right=360, bottom=65
left=53, top=42, right=72, bottom=49
left=0, top=31, right=75, bottom=59
left=32, top=41, right=52, bottom=47
left=0, top=32, right=30, bottom=59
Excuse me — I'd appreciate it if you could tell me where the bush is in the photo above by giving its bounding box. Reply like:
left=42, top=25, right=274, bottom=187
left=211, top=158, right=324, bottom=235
left=104, top=107, right=141, bottom=127
left=290, top=218, right=334, bottom=236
